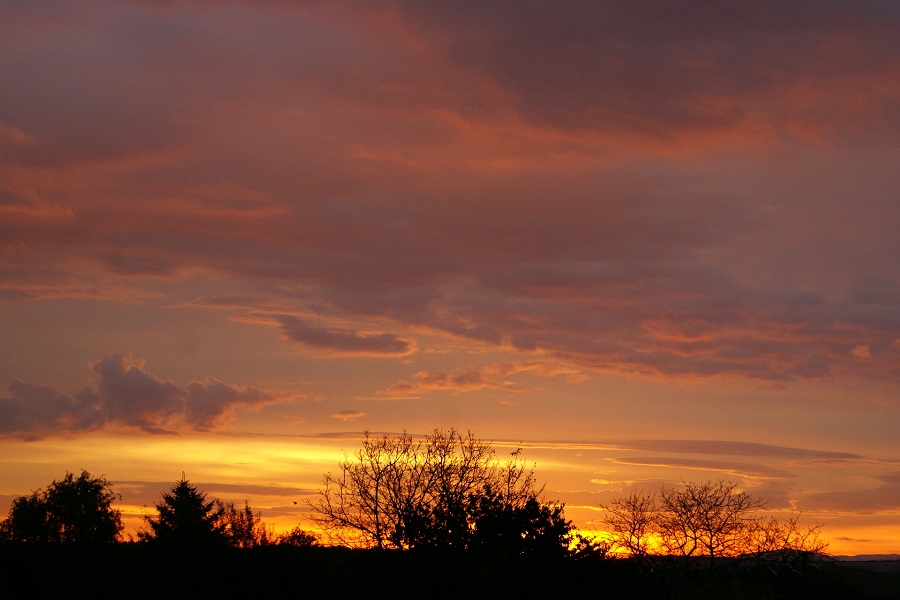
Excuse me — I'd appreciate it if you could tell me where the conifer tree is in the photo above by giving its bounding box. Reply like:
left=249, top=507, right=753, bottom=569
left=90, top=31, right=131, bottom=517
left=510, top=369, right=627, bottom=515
left=141, top=476, right=226, bottom=547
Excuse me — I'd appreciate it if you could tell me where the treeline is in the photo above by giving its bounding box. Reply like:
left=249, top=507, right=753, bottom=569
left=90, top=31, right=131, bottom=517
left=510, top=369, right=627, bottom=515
left=0, top=429, right=827, bottom=560
left=0, top=470, right=315, bottom=548
left=2, top=429, right=895, bottom=599
left=602, top=479, right=828, bottom=560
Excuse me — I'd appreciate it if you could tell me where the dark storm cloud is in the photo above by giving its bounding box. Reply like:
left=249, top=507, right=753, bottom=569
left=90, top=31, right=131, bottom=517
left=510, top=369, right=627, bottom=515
left=0, top=353, right=290, bottom=437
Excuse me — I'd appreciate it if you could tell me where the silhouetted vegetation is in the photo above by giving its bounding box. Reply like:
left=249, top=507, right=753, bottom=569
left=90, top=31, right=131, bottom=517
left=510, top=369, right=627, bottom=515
left=602, top=480, right=827, bottom=561
left=221, top=500, right=273, bottom=548
left=139, top=476, right=229, bottom=547
left=275, top=525, right=319, bottom=547
left=139, top=476, right=314, bottom=548
left=309, top=428, right=586, bottom=559
left=1, top=443, right=897, bottom=599
left=0, top=538, right=895, bottom=599
left=0, top=469, right=122, bottom=544
left=600, top=480, right=837, bottom=598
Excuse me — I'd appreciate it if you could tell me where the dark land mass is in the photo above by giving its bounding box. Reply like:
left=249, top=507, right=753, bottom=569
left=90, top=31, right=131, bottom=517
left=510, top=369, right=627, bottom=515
left=2, top=543, right=899, bottom=600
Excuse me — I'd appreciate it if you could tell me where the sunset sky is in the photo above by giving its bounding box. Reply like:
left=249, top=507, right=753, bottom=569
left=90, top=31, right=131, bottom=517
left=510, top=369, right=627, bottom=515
left=1, top=1, right=898, bottom=555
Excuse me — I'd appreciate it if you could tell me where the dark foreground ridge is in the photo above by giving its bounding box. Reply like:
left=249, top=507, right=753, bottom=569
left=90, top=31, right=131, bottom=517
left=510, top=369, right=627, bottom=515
left=2, top=543, right=898, bottom=600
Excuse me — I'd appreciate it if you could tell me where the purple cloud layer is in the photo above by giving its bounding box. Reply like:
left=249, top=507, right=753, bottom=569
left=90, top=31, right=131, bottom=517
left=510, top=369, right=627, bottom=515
left=0, top=1, right=897, bottom=389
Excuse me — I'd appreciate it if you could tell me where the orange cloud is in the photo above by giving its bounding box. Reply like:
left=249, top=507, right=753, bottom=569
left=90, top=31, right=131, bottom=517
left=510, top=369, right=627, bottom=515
left=331, top=410, right=366, bottom=422
left=379, top=361, right=587, bottom=398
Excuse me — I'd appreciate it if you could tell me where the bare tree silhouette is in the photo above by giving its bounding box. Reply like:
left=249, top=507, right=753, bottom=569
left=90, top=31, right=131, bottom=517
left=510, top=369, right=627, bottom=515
left=310, top=428, right=579, bottom=557
left=602, top=480, right=827, bottom=563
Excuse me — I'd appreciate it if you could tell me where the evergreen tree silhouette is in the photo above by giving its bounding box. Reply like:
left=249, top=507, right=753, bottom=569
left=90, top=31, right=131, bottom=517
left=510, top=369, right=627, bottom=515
left=141, top=476, right=226, bottom=547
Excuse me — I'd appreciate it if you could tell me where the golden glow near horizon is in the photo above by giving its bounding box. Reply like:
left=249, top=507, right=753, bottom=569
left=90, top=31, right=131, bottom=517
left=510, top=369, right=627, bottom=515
left=2, top=431, right=899, bottom=554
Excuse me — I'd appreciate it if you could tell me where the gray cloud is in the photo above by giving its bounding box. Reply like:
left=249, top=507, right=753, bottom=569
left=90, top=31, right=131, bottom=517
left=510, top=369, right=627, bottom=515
left=269, top=314, right=417, bottom=357
left=0, top=353, right=291, bottom=437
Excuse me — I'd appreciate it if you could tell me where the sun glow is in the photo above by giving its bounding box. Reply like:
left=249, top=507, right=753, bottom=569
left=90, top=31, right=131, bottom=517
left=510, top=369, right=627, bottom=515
left=0, top=432, right=352, bottom=540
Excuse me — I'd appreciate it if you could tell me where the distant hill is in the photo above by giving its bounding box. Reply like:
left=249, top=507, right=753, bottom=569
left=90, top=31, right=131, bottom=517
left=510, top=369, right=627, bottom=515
left=835, top=554, right=900, bottom=562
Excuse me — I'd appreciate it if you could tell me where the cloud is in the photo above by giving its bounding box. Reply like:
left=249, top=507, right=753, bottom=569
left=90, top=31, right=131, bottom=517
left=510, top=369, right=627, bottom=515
left=489, top=438, right=862, bottom=464
left=0, top=186, right=73, bottom=221
left=259, top=314, right=417, bottom=357
left=851, top=345, right=871, bottom=358
left=0, top=353, right=295, bottom=437
left=379, top=361, right=587, bottom=398
left=604, top=439, right=861, bottom=460
left=0, top=1, right=897, bottom=388
left=331, top=410, right=366, bottom=422
left=116, top=480, right=315, bottom=499
left=398, top=1, right=900, bottom=141
left=111, top=479, right=318, bottom=521
left=384, top=369, right=521, bottom=398
left=610, top=456, right=795, bottom=480
left=803, top=472, right=900, bottom=514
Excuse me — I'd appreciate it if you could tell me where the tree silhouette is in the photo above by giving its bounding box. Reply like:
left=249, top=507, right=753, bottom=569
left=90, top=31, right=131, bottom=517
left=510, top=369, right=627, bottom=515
left=601, top=489, right=657, bottom=557
left=657, top=480, right=766, bottom=560
left=310, top=429, right=576, bottom=556
left=276, top=525, right=319, bottom=547
left=0, top=470, right=122, bottom=544
left=468, top=485, right=573, bottom=558
left=602, top=480, right=827, bottom=562
left=0, top=493, right=48, bottom=543
left=140, top=476, right=227, bottom=547
left=222, top=501, right=272, bottom=548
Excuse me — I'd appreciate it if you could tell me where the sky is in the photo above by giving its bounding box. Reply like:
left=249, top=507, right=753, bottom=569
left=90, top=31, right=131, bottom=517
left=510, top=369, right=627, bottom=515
left=1, top=1, right=898, bottom=555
